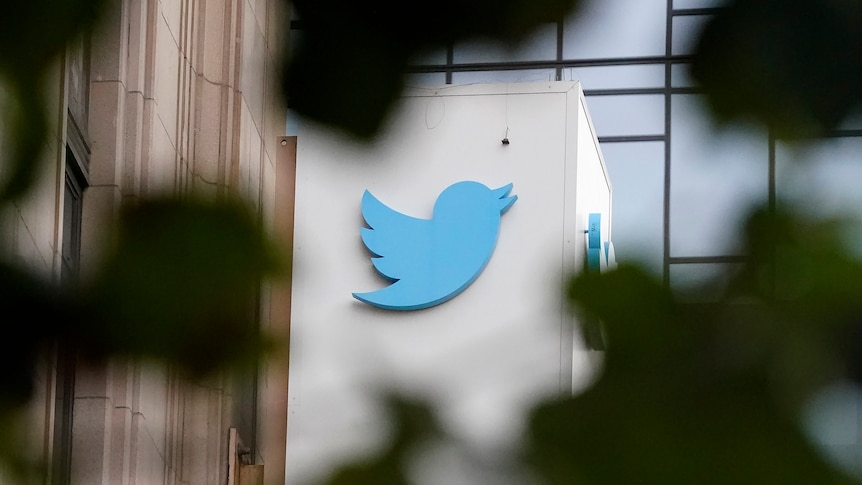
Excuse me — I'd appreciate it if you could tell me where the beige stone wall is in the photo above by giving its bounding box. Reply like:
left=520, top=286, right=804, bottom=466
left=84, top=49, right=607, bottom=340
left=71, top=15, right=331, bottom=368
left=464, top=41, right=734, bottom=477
left=73, top=0, right=289, bottom=484
left=0, top=0, right=289, bottom=483
left=0, top=58, right=70, bottom=484
left=0, top=64, right=67, bottom=280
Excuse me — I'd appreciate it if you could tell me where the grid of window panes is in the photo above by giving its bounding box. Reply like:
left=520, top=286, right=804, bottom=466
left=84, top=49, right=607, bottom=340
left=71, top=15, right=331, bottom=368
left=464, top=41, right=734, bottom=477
left=286, top=0, right=862, bottom=469
left=287, top=0, right=862, bottom=295
left=396, top=0, right=862, bottom=297
left=397, top=1, right=862, bottom=466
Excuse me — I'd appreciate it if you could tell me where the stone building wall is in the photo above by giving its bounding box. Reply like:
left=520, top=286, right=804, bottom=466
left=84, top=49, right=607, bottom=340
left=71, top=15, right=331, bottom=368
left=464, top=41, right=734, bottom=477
left=0, top=0, right=290, bottom=483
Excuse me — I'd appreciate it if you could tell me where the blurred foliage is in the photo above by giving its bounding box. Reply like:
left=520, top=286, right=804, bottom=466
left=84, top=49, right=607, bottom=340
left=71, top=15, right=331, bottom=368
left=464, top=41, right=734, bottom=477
left=315, top=206, right=862, bottom=484
left=690, top=0, right=862, bottom=139
left=79, top=197, right=282, bottom=375
left=283, top=0, right=862, bottom=483
left=288, top=0, right=862, bottom=141
left=0, top=0, right=107, bottom=202
left=313, top=395, right=443, bottom=485
left=0, top=0, right=284, bottom=477
left=284, top=0, right=583, bottom=139
left=0, top=196, right=281, bottom=382
left=0, top=197, right=282, bottom=480
left=3, top=0, right=862, bottom=483
left=526, top=209, right=862, bottom=484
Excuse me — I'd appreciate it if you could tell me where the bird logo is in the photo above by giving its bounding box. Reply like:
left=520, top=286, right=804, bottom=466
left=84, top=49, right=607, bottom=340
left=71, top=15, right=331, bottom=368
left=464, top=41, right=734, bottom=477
left=353, top=181, right=518, bottom=311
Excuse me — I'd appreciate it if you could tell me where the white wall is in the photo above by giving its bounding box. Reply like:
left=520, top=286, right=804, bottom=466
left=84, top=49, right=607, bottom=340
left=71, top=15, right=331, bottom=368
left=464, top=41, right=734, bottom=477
left=286, top=81, right=611, bottom=484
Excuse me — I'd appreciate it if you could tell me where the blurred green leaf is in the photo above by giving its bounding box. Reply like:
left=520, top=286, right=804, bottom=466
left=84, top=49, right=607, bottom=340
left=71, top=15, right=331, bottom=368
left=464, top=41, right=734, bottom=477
left=0, top=0, right=106, bottom=202
left=0, top=259, right=84, bottom=482
left=728, top=206, right=862, bottom=407
left=0, top=86, right=50, bottom=203
left=0, top=260, right=84, bottom=406
left=284, top=0, right=583, bottom=139
left=314, top=393, right=442, bottom=485
left=526, top=261, right=862, bottom=484
left=320, top=459, right=408, bottom=485
left=0, top=1, right=105, bottom=78
left=5, top=0, right=862, bottom=483
left=527, top=386, right=858, bottom=485
left=80, top=196, right=283, bottom=377
left=690, top=0, right=862, bottom=139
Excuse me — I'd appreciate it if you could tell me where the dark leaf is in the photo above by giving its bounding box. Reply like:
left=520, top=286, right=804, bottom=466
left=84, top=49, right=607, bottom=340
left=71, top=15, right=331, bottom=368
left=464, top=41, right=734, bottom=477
left=0, top=85, right=49, bottom=202
left=531, top=262, right=862, bottom=484
left=315, top=393, right=442, bottom=485
left=0, top=0, right=105, bottom=79
left=284, top=0, right=583, bottom=139
left=690, top=0, right=862, bottom=139
left=82, top=197, right=283, bottom=377
left=0, top=0, right=106, bottom=201
left=0, top=260, right=78, bottom=406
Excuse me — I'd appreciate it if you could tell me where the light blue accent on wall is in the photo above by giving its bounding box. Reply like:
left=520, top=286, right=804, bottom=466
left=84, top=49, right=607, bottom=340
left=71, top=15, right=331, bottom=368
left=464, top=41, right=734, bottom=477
left=587, top=213, right=617, bottom=272
left=353, top=181, right=518, bottom=311
left=587, top=213, right=603, bottom=271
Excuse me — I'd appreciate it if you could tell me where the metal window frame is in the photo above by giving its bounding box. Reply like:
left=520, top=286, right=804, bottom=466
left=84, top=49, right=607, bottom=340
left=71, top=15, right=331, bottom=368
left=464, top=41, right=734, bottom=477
left=290, top=3, right=858, bottom=287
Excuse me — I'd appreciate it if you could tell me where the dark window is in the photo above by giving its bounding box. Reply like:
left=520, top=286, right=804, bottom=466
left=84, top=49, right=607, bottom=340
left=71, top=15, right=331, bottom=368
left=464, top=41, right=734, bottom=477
left=61, top=151, right=83, bottom=284
left=52, top=146, right=87, bottom=485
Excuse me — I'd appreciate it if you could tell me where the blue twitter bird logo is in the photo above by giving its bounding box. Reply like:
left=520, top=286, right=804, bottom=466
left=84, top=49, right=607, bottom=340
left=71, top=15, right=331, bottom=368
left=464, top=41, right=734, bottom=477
left=353, top=181, right=518, bottom=311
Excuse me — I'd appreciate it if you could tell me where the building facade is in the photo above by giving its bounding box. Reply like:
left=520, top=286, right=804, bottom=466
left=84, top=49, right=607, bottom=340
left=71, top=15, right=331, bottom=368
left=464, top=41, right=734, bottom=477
left=394, top=0, right=862, bottom=295
left=0, top=0, right=291, bottom=483
left=398, top=0, right=862, bottom=473
left=284, top=81, right=612, bottom=484
left=283, top=0, right=862, bottom=479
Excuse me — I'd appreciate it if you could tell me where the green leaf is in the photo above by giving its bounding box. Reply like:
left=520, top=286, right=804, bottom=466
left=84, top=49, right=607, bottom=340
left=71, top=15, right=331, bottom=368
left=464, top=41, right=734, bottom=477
left=312, top=393, right=442, bottom=485
left=0, top=0, right=107, bottom=201
left=284, top=0, right=583, bottom=139
left=690, top=0, right=862, bottom=139
left=530, top=262, right=862, bottom=484
left=82, top=197, right=283, bottom=377
left=0, top=0, right=105, bottom=79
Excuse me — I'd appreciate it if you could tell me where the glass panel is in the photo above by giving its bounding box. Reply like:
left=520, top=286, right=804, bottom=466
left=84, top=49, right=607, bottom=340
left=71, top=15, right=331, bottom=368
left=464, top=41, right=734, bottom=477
left=563, top=0, right=666, bottom=59
left=776, top=137, right=862, bottom=219
left=601, top=141, right=664, bottom=276
left=289, top=29, right=304, bottom=58
left=777, top=137, right=862, bottom=261
left=56, top=161, right=84, bottom=483
left=450, top=69, right=556, bottom=84
left=453, top=23, right=557, bottom=63
left=564, top=64, right=666, bottom=90
left=802, top=382, right=862, bottom=478
left=672, top=15, right=711, bottom=55
left=673, top=0, right=727, bottom=9
left=61, top=150, right=84, bottom=284
left=669, top=263, right=743, bottom=301
left=671, top=63, right=696, bottom=88
left=838, top=112, right=862, bottom=130
left=670, top=94, right=768, bottom=257
left=584, top=94, right=665, bottom=138
left=405, top=73, right=447, bottom=88
left=67, top=35, right=89, bottom=135
left=286, top=109, right=300, bottom=136
left=62, top=178, right=77, bottom=280
left=409, top=47, right=447, bottom=66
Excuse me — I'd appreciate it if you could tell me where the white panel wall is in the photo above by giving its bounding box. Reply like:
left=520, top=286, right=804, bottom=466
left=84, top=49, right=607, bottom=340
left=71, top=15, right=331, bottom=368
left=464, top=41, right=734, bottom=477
left=286, top=81, right=611, bottom=484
